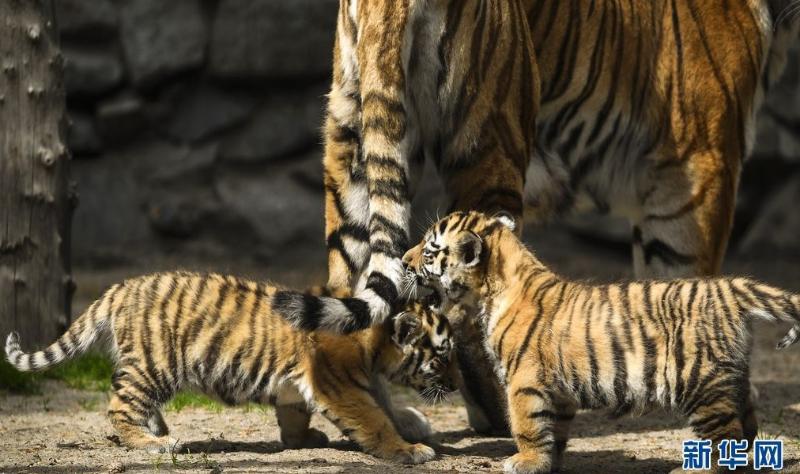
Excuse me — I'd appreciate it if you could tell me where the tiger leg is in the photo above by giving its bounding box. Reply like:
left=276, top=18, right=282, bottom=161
left=633, top=150, right=740, bottom=278
left=323, top=21, right=370, bottom=297
left=371, top=377, right=432, bottom=443
left=450, top=307, right=510, bottom=436
left=275, top=385, right=328, bottom=449
left=315, top=390, right=435, bottom=464
left=741, top=391, right=758, bottom=449
left=503, top=378, right=555, bottom=474
left=551, top=398, right=577, bottom=472
left=146, top=410, right=169, bottom=437
left=107, top=380, right=177, bottom=453
left=356, top=2, right=418, bottom=322
left=683, top=397, right=745, bottom=473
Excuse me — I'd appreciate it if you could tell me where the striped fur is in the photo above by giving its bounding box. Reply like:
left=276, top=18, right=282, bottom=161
left=525, top=0, right=799, bottom=279
left=405, top=211, right=800, bottom=473
left=4, top=272, right=456, bottom=463
left=322, top=0, right=538, bottom=328
left=321, top=0, right=800, bottom=434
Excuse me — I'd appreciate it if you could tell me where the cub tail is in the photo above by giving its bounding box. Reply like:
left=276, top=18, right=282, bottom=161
left=270, top=289, right=375, bottom=334
left=732, top=278, right=800, bottom=349
left=5, top=283, right=120, bottom=371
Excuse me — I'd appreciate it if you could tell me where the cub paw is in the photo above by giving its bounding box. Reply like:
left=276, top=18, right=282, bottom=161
left=393, top=406, right=432, bottom=442
left=146, top=437, right=182, bottom=455
left=282, top=428, right=329, bottom=449
left=503, top=453, right=551, bottom=474
left=390, top=443, right=436, bottom=464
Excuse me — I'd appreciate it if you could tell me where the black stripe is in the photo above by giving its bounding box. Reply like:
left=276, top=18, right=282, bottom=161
left=643, top=239, right=696, bottom=266
left=366, top=271, right=399, bottom=306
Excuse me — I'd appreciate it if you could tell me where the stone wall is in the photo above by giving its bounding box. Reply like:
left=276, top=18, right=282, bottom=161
left=58, top=0, right=800, bottom=268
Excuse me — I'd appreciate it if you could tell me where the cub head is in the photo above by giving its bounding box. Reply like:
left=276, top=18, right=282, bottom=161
left=402, top=211, right=516, bottom=309
left=385, top=303, right=459, bottom=403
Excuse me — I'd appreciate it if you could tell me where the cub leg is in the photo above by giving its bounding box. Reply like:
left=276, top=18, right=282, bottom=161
left=551, top=398, right=577, bottom=472
left=275, top=384, right=328, bottom=449
left=680, top=397, right=745, bottom=474
left=741, top=394, right=758, bottom=449
left=503, top=379, right=556, bottom=474
left=146, top=410, right=169, bottom=437
left=450, top=305, right=510, bottom=436
left=372, top=377, right=432, bottom=443
left=108, top=391, right=176, bottom=453
left=315, top=390, right=435, bottom=464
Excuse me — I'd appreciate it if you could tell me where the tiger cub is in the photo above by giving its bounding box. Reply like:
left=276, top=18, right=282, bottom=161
left=4, top=272, right=457, bottom=464
left=403, top=211, right=800, bottom=474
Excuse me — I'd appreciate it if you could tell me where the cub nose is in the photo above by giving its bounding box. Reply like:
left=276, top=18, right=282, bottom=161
left=402, top=244, right=422, bottom=267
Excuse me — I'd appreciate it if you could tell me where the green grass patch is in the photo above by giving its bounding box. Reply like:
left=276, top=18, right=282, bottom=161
left=0, top=357, right=42, bottom=394
left=0, top=352, right=113, bottom=394
left=165, top=391, right=224, bottom=413
left=2, top=354, right=257, bottom=416
left=45, top=353, right=114, bottom=391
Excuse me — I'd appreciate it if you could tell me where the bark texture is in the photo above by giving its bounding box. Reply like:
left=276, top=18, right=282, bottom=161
left=0, top=0, right=74, bottom=347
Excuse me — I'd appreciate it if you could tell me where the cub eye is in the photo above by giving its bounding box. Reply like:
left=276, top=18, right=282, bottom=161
left=422, top=249, right=433, bottom=258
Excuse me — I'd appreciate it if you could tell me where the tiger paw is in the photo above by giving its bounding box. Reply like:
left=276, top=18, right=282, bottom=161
left=393, top=406, right=432, bottom=442
left=282, top=428, right=329, bottom=449
left=387, top=443, right=436, bottom=464
left=146, top=437, right=182, bottom=455
left=503, top=452, right=551, bottom=474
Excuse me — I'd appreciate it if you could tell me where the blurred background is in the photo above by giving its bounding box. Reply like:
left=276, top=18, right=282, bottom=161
left=60, top=0, right=800, bottom=292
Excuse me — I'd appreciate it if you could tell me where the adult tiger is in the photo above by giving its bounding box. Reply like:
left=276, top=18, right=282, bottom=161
left=319, top=0, right=800, bottom=434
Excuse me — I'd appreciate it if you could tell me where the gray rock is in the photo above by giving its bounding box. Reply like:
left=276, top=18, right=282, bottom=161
left=149, top=142, right=218, bottom=183
left=71, top=155, right=154, bottom=265
left=96, top=95, right=147, bottom=145
left=146, top=194, right=209, bottom=238
left=67, top=112, right=103, bottom=156
left=289, top=150, right=324, bottom=193
left=210, top=0, right=337, bottom=79
left=63, top=47, right=124, bottom=97
left=739, top=175, right=800, bottom=256
left=164, top=85, right=254, bottom=143
left=215, top=164, right=324, bottom=249
left=753, top=110, right=800, bottom=161
left=118, top=0, right=207, bottom=87
left=219, top=88, right=325, bottom=163
left=56, top=0, right=118, bottom=40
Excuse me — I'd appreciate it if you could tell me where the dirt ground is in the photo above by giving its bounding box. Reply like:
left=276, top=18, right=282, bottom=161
left=2, top=227, right=800, bottom=473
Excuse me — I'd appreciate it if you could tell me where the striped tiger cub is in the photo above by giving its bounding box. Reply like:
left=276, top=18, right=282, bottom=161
left=4, top=272, right=457, bottom=464
left=403, top=211, right=800, bottom=474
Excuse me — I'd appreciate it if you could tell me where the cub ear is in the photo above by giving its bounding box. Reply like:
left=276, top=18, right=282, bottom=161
left=458, top=231, right=482, bottom=267
left=493, top=211, right=516, bottom=232
left=391, top=312, right=422, bottom=347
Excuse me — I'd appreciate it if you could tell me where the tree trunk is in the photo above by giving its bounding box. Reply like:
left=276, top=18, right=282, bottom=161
left=0, top=0, right=74, bottom=348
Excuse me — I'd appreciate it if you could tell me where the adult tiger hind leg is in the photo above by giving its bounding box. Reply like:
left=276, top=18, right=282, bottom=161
left=632, top=148, right=740, bottom=279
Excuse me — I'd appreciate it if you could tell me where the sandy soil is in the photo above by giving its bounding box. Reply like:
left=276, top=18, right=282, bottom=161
left=2, top=228, right=800, bottom=473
